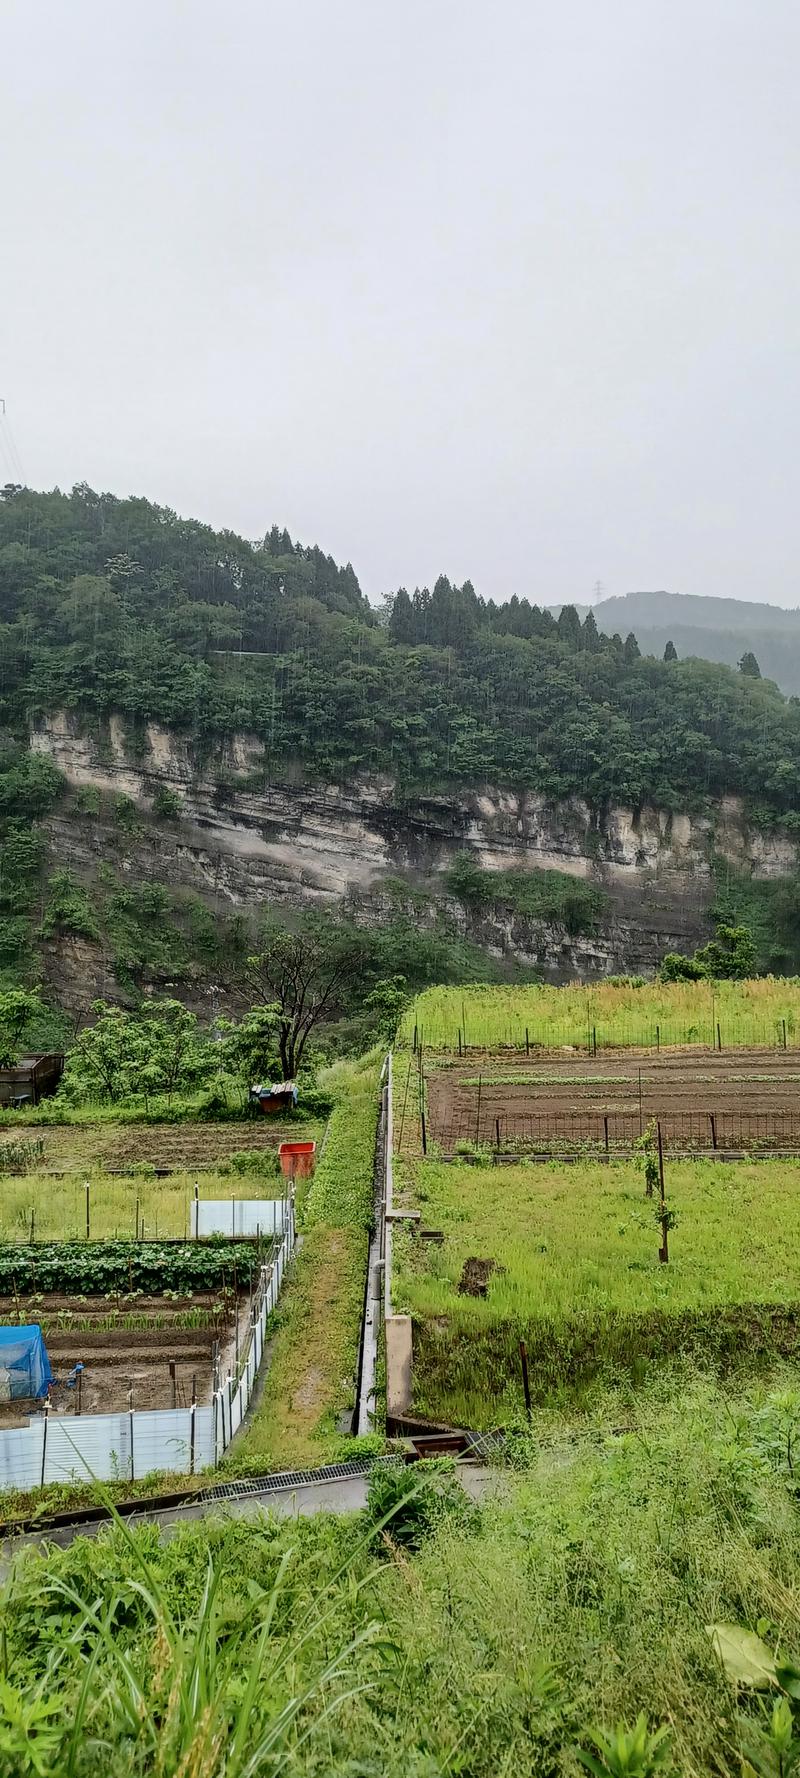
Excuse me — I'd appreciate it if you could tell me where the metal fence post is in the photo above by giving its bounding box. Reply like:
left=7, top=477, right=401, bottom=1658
left=40, top=1399, right=49, bottom=1487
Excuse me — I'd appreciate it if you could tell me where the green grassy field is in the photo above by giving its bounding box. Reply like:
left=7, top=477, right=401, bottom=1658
left=399, top=976, right=800, bottom=1050
left=0, top=1163, right=284, bottom=1243
left=395, top=1155, right=800, bottom=1422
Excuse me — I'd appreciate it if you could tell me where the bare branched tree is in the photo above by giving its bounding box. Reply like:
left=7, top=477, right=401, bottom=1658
left=246, top=917, right=363, bottom=1079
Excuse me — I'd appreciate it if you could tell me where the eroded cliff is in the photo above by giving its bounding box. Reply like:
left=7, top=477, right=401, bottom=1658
left=30, top=711, right=799, bottom=1003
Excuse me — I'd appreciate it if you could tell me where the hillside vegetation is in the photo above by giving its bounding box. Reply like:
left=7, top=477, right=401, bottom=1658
left=3, top=485, right=800, bottom=814
left=400, top=976, right=800, bottom=1050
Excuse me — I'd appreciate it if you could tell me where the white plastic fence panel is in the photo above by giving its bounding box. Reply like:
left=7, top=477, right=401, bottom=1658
left=126, top=1410, right=195, bottom=1480
left=191, top=1200, right=285, bottom=1238
left=0, top=1421, right=44, bottom=1491
left=43, top=1413, right=130, bottom=1484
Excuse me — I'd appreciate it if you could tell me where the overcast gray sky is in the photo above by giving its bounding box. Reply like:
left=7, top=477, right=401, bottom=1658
left=3, top=1, right=799, bottom=607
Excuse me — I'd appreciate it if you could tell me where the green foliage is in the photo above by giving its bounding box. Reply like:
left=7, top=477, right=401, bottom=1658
left=740, top=1697, right=800, bottom=1777
left=0, top=988, right=48, bottom=1067
left=217, top=1005, right=280, bottom=1088
left=112, top=793, right=141, bottom=833
left=445, top=851, right=491, bottom=904
left=151, top=784, right=183, bottom=820
left=578, top=1715, right=672, bottom=1777
left=73, top=783, right=101, bottom=816
left=0, top=1136, right=44, bottom=1174
left=3, top=487, right=800, bottom=816
left=0, top=1511, right=377, bottom=1775
left=40, top=869, right=99, bottom=940
left=360, top=974, right=409, bottom=1044
left=445, top=853, right=607, bottom=933
left=0, top=745, right=63, bottom=976
left=659, top=951, right=708, bottom=982
left=0, top=1238, right=261, bottom=1294
left=637, top=1121, right=660, bottom=1196
left=220, top=1148, right=281, bottom=1177
left=61, top=998, right=215, bottom=1104
left=660, top=923, right=758, bottom=983
left=366, top=1457, right=478, bottom=1549
left=711, top=867, right=800, bottom=975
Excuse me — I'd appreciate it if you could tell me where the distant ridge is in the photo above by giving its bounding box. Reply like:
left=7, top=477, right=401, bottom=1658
left=547, top=589, right=800, bottom=693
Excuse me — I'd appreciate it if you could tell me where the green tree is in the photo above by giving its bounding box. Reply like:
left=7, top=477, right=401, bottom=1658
left=739, top=650, right=761, bottom=677
left=0, top=988, right=46, bottom=1067
left=246, top=916, right=365, bottom=1078
left=360, top=974, right=409, bottom=1044
left=62, top=998, right=212, bottom=1104
left=695, top=921, right=757, bottom=979
left=557, top=604, right=582, bottom=646
left=658, top=951, right=708, bottom=982
left=663, top=639, right=677, bottom=661
left=659, top=921, right=757, bottom=982
left=219, top=1005, right=280, bottom=1088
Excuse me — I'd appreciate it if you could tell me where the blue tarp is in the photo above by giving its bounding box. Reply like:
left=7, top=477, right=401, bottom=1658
left=0, top=1325, right=52, bottom=1399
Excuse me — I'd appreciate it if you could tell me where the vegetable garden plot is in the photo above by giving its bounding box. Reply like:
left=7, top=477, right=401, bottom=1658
left=401, top=1048, right=800, bottom=1156
left=0, top=1209, right=295, bottom=1484
left=0, top=1240, right=271, bottom=1421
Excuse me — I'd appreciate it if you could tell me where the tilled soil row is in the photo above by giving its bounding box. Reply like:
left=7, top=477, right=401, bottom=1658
left=414, top=1048, right=800, bottom=1153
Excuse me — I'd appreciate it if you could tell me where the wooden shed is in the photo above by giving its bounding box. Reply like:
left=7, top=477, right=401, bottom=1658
left=0, top=1054, right=64, bottom=1109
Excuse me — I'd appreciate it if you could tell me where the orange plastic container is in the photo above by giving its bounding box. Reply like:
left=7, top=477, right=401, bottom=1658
left=279, top=1140, right=317, bottom=1180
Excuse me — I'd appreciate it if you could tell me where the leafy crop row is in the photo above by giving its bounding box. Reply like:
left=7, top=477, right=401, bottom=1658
left=0, top=1240, right=266, bottom=1296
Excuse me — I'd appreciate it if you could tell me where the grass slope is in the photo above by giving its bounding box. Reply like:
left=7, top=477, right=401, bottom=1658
left=400, top=977, right=800, bottom=1050
left=396, top=1156, right=800, bottom=1423
left=233, top=1052, right=381, bottom=1471
left=3, top=1371, right=800, bottom=1775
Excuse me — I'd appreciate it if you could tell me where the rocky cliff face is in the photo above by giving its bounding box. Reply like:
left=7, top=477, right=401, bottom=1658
left=31, top=711, right=799, bottom=995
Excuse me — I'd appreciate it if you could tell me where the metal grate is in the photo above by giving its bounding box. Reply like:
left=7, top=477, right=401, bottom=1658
left=198, top=1457, right=389, bottom=1502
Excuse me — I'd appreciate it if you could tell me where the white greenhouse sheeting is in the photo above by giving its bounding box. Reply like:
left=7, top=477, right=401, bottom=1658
left=0, top=1203, right=295, bottom=1491
left=191, top=1199, right=285, bottom=1238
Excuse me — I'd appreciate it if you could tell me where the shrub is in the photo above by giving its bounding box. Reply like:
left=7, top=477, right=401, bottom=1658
left=40, top=870, right=99, bottom=940
left=365, top=1458, right=478, bottom=1550
left=152, top=785, right=183, bottom=821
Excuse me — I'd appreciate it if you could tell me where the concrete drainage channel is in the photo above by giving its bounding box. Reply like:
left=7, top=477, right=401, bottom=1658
left=0, top=1449, right=501, bottom=1564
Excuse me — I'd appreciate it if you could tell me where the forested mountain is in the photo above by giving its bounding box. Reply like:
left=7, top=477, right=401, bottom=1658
left=3, top=484, right=800, bottom=821
left=583, top=590, right=800, bottom=695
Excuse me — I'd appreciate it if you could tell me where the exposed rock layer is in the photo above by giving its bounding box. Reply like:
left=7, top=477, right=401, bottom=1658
left=31, top=712, right=797, bottom=1002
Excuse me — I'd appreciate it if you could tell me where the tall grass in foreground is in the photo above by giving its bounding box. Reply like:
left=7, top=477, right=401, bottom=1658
left=398, top=977, right=800, bottom=1050
left=3, top=1372, right=800, bottom=1774
left=3, top=1510, right=380, bottom=1777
